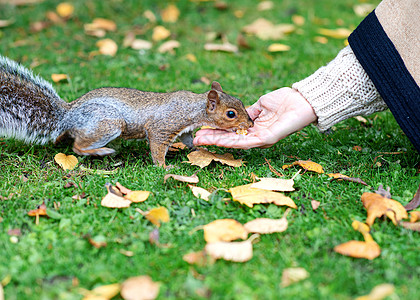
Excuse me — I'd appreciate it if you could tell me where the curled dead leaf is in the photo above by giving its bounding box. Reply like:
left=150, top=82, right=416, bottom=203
left=54, top=153, right=78, bottom=170
left=96, top=39, right=118, bottom=56
left=130, top=39, right=153, bottom=50
left=161, top=4, right=180, bottom=23
left=187, top=149, right=243, bottom=168
left=282, top=160, right=324, bottom=174
left=28, top=202, right=47, bottom=217
left=183, top=250, right=214, bottom=266
left=82, top=283, right=121, bottom=300
left=121, top=276, right=160, bottom=300
left=229, top=184, right=297, bottom=208
left=204, top=42, right=238, bottom=53
left=361, top=192, right=408, bottom=226
left=203, top=219, right=248, bottom=243
left=51, top=73, right=68, bottom=83
left=318, top=28, right=351, bottom=39
left=327, top=173, right=367, bottom=186
left=152, top=26, right=171, bottom=41
left=244, top=217, right=288, bottom=234
left=163, top=173, right=199, bottom=184
left=188, top=185, right=211, bottom=201
left=101, top=184, right=132, bottom=208
left=334, top=240, right=380, bottom=260
left=137, top=207, right=170, bottom=227
left=242, top=18, right=295, bottom=40
left=404, top=184, right=420, bottom=211
left=158, top=40, right=180, bottom=53
left=267, top=43, right=290, bottom=52
left=205, top=234, right=259, bottom=263
left=250, top=177, right=295, bottom=192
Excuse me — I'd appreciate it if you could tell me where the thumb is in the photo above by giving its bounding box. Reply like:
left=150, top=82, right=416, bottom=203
left=246, top=102, right=262, bottom=121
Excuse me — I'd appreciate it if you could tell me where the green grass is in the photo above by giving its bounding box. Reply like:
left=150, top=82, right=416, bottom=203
left=1, top=0, right=419, bottom=299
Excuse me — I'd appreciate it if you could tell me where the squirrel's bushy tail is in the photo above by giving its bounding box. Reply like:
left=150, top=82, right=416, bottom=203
left=0, top=55, right=69, bottom=144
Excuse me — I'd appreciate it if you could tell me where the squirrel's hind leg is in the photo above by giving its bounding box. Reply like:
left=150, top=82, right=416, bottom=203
left=71, top=119, right=124, bottom=156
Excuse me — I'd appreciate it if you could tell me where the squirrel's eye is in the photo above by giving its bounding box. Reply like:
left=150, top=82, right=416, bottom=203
left=226, top=110, right=236, bottom=118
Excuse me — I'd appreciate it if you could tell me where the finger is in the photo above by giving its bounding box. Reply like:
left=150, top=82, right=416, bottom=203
left=246, top=102, right=262, bottom=121
left=194, top=131, right=265, bottom=149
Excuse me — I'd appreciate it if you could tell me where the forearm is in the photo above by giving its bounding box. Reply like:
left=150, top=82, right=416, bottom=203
left=292, top=46, right=388, bottom=131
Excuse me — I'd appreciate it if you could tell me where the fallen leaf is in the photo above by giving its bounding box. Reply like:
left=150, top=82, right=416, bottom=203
left=250, top=177, right=295, bottom=192
left=334, top=240, right=380, bottom=260
left=242, top=18, right=295, bottom=40
left=51, top=73, right=68, bottom=83
left=125, top=191, right=150, bottom=203
left=314, top=36, right=328, bottom=44
left=183, top=250, right=214, bottom=266
left=184, top=53, right=197, bottom=63
left=204, top=42, right=238, bottom=53
left=82, top=283, right=121, bottom=300
left=327, top=173, right=367, bottom=186
left=152, top=25, right=171, bottom=41
left=121, top=276, right=160, bottom=300
left=88, top=236, right=107, bottom=249
left=267, top=43, right=290, bottom=52
left=404, top=184, right=420, bottom=211
left=161, top=4, right=180, bottom=23
left=130, top=39, right=153, bottom=50
left=56, top=2, right=74, bottom=18
left=143, top=10, right=156, bottom=23
left=318, top=28, right=351, bottom=39
left=292, top=15, right=305, bottom=26
left=311, top=200, right=320, bottom=210
left=164, top=173, right=199, bottom=184
left=187, top=149, right=243, bottom=168
left=101, top=183, right=132, bottom=208
left=361, top=192, right=408, bottom=226
left=244, top=216, right=288, bottom=234
left=282, top=160, right=324, bottom=174
left=188, top=185, right=211, bottom=201
left=86, top=18, right=117, bottom=31
left=158, top=40, right=180, bottom=53
left=54, top=153, right=78, bottom=170
left=400, top=221, right=420, bottom=232
left=280, top=267, right=309, bottom=287
left=409, top=211, right=420, bottom=223
left=0, top=19, right=14, bottom=28
left=257, top=1, right=273, bottom=11
left=28, top=202, right=47, bottom=217
left=115, top=182, right=132, bottom=195
left=354, top=116, right=368, bottom=123
left=205, top=234, right=259, bottom=263
left=353, top=3, right=375, bottom=17
left=96, top=39, right=118, bottom=56
left=141, top=207, right=170, bottom=227
left=229, top=184, right=297, bottom=208
left=203, top=219, right=248, bottom=243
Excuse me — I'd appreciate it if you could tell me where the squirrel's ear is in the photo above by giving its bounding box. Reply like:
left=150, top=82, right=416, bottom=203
left=211, top=81, right=223, bottom=92
left=207, top=90, right=220, bottom=112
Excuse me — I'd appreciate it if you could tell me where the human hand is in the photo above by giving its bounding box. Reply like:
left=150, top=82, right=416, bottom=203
left=193, top=87, right=317, bottom=149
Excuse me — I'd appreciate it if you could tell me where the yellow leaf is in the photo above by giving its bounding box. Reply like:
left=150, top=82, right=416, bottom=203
left=244, top=217, right=288, bottom=234
left=314, top=36, right=328, bottom=44
left=54, top=153, right=78, bottom=170
left=267, top=43, right=290, bottom=52
left=334, top=240, right=380, bottom=260
left=125, top=191, right=150, bottom=203
left=82, top=283, right=121, bottom=300
left=204, top=234, right=259, bottom=263
left=185, top=53, right=197, bottom=63
left=282, top=160, right=324, bottom=173
left=204, top=42, right=238, bottom=53
left=101, top=184, right=132, bottom=208
left=96, top=39, right=118, bottom=56
left=280, top=267, right=309, bottom=287
left=229, top=184, right=297, bottom=208
left=355, top=283, right=395, bottom=300
left=145, top=207, right=170, bottom=227
left=158, top=40, right=180, bottom=53
left=318, top=28, right=351, bottom=39
left=311, top=200, right=320, bottom=210
left=361, top=192, right=408, bottom=226
left=152, top=25, right=171, bottom=41
left=56, top=2, right=74, bottom=18
left=164, top=173, right=199, bottom=184
left=161, top=4, right=180, bottom=23
left=242, top=18, right=295, bottom=40
left=120, top=276, right=160, bottom=300
left=257, top=1, right=274, bottom=11
left=90, top=18, right=117, bottom=31
left=409, top=211, right=420, bottom=223
left=51, top=73, right=68, bottom=83
left=188, top=185, right=211, bottom=201
left=203, top=219, right=248, bottom=243
left=250, top=178, right=295, bottom=192
left=292, top=15, right=305, bottom=26
left=187, top=149, right=243, bottom=168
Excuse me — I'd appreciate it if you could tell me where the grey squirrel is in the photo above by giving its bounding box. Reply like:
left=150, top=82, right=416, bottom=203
left=0, top=55, right=253, bottom=167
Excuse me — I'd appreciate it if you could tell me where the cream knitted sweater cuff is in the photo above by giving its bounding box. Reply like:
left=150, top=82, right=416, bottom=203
left=292, top=45, right=388, bottom=132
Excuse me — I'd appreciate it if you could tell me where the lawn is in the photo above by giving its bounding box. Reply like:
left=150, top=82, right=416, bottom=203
left=1, top=0, right=419, bottom=299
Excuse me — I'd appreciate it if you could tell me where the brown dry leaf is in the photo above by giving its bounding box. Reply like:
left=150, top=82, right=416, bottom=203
left=203, top=219, right=248, bottom=243
left=361, top=192, right=408, bottom=226
left=82, top=283, right=121, bottom=300
left=204, top=42, right=238, bottom=53
left=318, top=28, right=352, bottom=39
left=229, top=184, right=297, bottom=208
left=267, top=43, right=290, bottom=52
left=311, top=200, right=320, bottom=210
left=244, top=216, right=288, bottom=234
left=282, top=160, right=324, bottom=174
left=152, top=26, right=171, bottom=41
left=115, top=182, right=132, bottom=195
left=161, top=4, right=180, bottom=23
left=56, top=2, right=74, bottom=18
left=51, top=73, right=68, bottom=83
left=188, top=185, right=211, bottom=201
left=205, top=234, right=258, bottom=263
left=355, top=283, right=395, bottom=300
left=130, top=39, right=153, bottom=50
left=0, top=19, right=14, bottom=28
left=242, top=18, right=295, bottom=40
left=96, top=39, right=118, bottom=56
left=401, top=221, right=420, bottom=232
left=250, top=178, right=295, bottom=192
left=101, top=184, right=132, bottom=208
left=327, top=173, right=367, bottom=186
left=280, top=267, right=309, bottom=287
left=121, top=276, right=160, bottom=300
left=404, top=184, right=420, bottom=211
left=158, top=40, right=180, bottom=53
left=54, top=153, right=78, bottom=170
left=164, top=173, right=199, bottom=184
left=143, top=207, right=170, bottom=227
left=187, top=148, right=243, bottom=168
